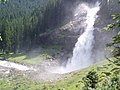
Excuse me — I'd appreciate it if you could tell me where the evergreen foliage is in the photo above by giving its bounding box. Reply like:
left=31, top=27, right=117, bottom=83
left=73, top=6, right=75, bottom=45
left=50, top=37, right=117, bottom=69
left=83, top=2, right=120, bottom=90
left=0, top=0, right=65, bottom=54
left=104, top=1, right=120, bottom=67
left=82, top=70, right=98, bottom=90
left=97, top=74, right=120, bottom=90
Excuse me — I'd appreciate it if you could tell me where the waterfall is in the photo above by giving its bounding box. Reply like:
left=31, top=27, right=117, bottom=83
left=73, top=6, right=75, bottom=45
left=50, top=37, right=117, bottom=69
left=51, top=2, right=100, bottom=74
left=107, top=0, right=110, bottom=3
left=66, top=2, right=100, bottom=71
left=107, top=0, right=110, bottom=5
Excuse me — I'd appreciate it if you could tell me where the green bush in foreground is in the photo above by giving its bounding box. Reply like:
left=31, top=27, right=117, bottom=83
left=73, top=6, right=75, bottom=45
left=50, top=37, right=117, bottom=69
left=97, top=74, right=120, bottom=90
left=82, top=70, right=99, bottom=90
left=83, top=69, right=120, bottom=90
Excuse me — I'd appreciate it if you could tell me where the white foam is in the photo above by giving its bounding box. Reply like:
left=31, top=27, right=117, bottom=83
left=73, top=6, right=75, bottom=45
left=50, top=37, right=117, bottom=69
left=0, top=61, right=30, bottom=71
left=51, top=2, right=100, bottom=74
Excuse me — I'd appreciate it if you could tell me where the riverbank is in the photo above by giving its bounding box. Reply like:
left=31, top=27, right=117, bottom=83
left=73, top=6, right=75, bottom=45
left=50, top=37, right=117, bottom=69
left=0, top=58, right=119, bottom=90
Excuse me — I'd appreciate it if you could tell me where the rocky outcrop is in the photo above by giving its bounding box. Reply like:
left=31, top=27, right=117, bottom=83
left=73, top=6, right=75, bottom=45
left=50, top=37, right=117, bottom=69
left=93, top=0, right=120, bottom=61
left=41, top=0, right=120, bottom=59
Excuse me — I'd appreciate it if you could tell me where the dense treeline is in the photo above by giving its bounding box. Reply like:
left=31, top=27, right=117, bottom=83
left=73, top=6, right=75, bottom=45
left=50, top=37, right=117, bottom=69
left=0, top=0, right=66, bottom=54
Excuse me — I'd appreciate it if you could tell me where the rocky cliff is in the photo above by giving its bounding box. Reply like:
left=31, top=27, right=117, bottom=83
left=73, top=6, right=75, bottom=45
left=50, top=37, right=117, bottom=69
left=42, top=0, right=120, bottom=61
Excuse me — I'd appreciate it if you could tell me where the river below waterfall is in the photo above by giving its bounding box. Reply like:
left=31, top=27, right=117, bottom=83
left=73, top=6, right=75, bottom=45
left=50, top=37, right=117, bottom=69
left=0, top=0, right=118, bottom=80
left=0, top=2, right=100, bottom=75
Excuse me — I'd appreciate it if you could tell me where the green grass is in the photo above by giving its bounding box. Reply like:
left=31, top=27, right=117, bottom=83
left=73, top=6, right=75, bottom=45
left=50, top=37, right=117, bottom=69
left=8, top=54, right=43, bottom=64
left=0, top=59, right=119, bottom=90
left=0, top=74, right=46, bottom=90
left=1, top=45, right=62, bottom=64
left=50, top=60, right=113, bottom=90
left=0, top=47, right=119, bottom=90
left=49, top=60, right=119, bottom=90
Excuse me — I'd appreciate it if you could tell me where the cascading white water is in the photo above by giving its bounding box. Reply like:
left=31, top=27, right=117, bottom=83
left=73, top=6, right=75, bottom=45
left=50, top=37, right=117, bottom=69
left=0, top=61, right=31, bottom=71
left=51, top=2, right=100, bottom=74
left=66, top=2, right=100, bottom=71
left=107, top=0, right=110, bottom=3
left=107, top=0, right=110, bottom=5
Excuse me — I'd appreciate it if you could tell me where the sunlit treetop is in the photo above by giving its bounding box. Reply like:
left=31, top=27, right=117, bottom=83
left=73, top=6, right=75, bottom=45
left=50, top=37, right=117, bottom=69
left=0, top=33, right=2, bottom=41
left=0, top=0, right=8, bottom=3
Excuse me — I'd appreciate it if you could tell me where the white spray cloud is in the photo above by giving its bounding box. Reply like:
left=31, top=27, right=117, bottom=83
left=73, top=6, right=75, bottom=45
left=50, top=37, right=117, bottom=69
left=51, top=2, right=100, bottom=74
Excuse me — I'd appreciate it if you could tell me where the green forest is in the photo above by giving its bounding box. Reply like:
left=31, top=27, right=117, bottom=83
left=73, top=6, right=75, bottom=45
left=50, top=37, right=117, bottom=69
left=0, top=0, right=120, bottom=90
left=0, top=0, right=66, bottom=54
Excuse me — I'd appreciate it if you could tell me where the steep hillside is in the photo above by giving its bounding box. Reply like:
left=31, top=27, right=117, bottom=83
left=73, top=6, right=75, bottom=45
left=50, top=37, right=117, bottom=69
left=0, top=0, right=70, bottom=53
left=0, top=59, right=119, bottom=90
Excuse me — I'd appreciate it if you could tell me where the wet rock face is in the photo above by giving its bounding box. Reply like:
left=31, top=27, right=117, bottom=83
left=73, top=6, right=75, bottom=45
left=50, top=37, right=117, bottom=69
left=46, top=0, right=120, bottom=53
left=93, top=0, right=120, bottom=61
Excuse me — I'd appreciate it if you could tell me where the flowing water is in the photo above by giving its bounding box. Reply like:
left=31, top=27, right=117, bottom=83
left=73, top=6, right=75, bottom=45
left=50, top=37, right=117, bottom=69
left=51, top=2, right=100, bottom=74
left=67, top=2, right=100, bottom=70
left=0, top=2, right=100, bottom=74
left=0, top=61, right=30, bottom=71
